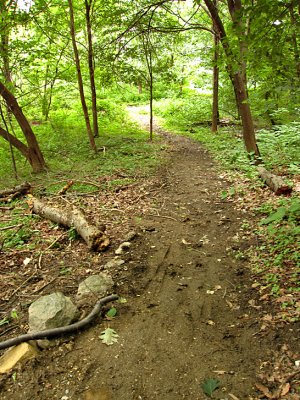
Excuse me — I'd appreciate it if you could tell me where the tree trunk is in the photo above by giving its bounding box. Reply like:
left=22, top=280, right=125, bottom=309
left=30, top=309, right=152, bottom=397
left=211, top=0, right=220, bottom=133
left=142, top=34, right=154, bottom=141
left=85, top=0, right=99, bottom=138
left=68, top=0, right=97, bottom=152
left=203, top=0, right=260, bottom=157
left=0, top=81, right=47, bottom=172
left=149, top=56, right=154, bottom=142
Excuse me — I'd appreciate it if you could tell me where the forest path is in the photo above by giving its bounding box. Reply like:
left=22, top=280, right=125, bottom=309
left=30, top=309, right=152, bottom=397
left=1, top=107, right=269, bottom=399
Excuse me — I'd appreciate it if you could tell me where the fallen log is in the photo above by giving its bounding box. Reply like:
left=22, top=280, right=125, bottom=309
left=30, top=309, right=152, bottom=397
left=257, top=166, right=292, bottom=195
left=0, top=182, right=31, bottom=202
left=30, top=197, right=110, bottom=251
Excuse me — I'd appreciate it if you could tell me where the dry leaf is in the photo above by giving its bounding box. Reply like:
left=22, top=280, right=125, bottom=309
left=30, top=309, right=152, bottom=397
left=255, top=383, right=273, bottom=399
left=226, top=300, right=233, bottom=308
left=281, top=382, right=290, bottom=396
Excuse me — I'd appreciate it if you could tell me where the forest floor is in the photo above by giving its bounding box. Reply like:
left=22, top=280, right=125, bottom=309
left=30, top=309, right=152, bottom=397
left=0, top=107, right=299, bottom=399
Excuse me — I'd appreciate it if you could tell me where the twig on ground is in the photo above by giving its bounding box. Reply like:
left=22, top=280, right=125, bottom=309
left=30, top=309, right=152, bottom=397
left=148, top=213, right=178, bottom=222
left=7, top=270, right=38, bottom=302
left=0, top=224, right=23, bottom=232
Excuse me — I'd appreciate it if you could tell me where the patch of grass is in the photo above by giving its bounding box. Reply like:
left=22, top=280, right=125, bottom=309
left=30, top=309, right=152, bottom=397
left=0, top=105, right=163, bottom=193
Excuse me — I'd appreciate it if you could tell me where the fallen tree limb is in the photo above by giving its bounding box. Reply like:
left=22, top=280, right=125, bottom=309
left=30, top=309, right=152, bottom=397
left=30, top=197, right=110, bottom=251
left=257, top=167, right=292, bottom=195
left=0, top=182, right=31, bottom=202
left=0, top=294, right=118, bottom=350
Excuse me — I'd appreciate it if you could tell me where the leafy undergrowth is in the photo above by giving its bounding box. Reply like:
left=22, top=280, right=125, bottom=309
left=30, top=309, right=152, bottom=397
left=0, top=106, right=165, bottom=252
left=154, top=97, right=300, bottom=325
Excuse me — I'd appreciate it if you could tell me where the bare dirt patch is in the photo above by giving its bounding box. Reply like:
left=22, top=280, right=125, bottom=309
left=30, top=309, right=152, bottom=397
left=0, top=116, right=299, bottom=399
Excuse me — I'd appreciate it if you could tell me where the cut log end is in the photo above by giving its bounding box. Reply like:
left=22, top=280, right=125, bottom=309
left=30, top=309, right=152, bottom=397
left=91, top=235, right=110, bottom=252
left=257, top=167, right=293, bottom=195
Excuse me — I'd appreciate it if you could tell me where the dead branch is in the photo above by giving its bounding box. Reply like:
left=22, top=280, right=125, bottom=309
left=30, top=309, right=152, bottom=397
left=0, top=224, right=23, bottom=232
left=0, top=182, right=31, bottom=202
left=257, top=167, right=292, bottom=195
left=30, top=197, right=110, bottom=251
left=57, top=180, right=74, bottom=195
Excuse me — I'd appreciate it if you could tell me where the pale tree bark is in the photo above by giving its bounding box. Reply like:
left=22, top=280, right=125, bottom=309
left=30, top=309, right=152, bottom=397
left=68, top=0, right=97, bottom=152
left=85, top=0, right=99, bottom=138
left=203, top=0, right=260, bottom=157
left=0, top=81, right=47, bottom=172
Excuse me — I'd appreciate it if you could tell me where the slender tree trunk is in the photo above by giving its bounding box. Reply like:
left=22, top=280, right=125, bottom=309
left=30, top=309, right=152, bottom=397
left=42, top=61, right=50, bottom=120
left=142, top=34, right=153, bottom=141
left=211, top=0, right=220, bottom=133
left=0, top=81, right=47, bottom=172
left=68, top=0, right=97, bottom=152
left=212, top=34, right=219, bottom=133
left=0, top=33, right=12, bottom=85
left=138, top=82, right=142, bottom=94
left=85, top=0, right=99, bottom=138
left=149, top=63, right=153, bottom=141
left=204, top=0, right=260, bottom=157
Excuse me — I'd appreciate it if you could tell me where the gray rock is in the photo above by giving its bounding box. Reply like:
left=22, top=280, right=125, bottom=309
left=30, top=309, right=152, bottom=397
left=115, top=241, right=131, bottom=255
left=77, top=273, right=114, bottom=298
left=104, top=258, right=125, bottom=270
left=28, top=292, right=79, bottom=333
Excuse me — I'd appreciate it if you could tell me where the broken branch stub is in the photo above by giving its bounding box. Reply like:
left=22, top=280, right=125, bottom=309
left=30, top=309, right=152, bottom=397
left=257, top=166, right=292, bottom=195
left=31, top=197, right=109, bottom=251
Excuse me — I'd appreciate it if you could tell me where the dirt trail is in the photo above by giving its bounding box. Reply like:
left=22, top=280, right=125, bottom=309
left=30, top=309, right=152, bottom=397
left=1, top=109, right=277, bottom=399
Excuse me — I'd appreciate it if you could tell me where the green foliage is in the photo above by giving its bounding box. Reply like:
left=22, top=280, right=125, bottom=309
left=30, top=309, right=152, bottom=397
left=0, top=211, right=37, bottom=250
left=253, top=197, right=300, bottom=315
left=154, top=95, right=212, bottom=131
left=0, top=104, right=162, bottom=191
left=0, top=318, right=9, bottom=327
left=68, top=228, right=79, bottom=241
left=201, top=378, right=220, bottom=397
left=257, top=123, right=300, bottom=173
left=106, top=307, right=117, bottom=318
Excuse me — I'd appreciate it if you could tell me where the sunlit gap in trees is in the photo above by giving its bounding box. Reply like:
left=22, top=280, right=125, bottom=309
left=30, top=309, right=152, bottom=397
left=17, top=0, right=33, bottom=12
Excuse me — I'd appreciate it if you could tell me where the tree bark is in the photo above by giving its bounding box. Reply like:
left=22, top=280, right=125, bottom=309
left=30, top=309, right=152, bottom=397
left=211, top=0, right=220, bottom=133
left=85, top=0, right=99, bottom=138
left=31, top=197, right=110, bottom=251
left=204, top=0, right=260, bottom=157
left=68, top=0, right=97, bottom=152
left=0, top=81, right=47, bottom=172
left=142, top=34, right=153, bottom=141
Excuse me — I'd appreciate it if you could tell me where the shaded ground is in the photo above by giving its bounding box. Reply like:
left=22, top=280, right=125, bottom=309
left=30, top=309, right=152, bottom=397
left=0, top=110, right=299, bottom=399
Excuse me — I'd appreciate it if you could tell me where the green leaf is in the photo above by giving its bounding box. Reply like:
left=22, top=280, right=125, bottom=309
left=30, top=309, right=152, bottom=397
left=10, top=310, right=19, bottom=320
left=260, top=207, right=286, bottom=225
left=99, top=328, right=119, bottom=346
left=106, top=307, right=117, bottom=318
left=201, top=378, right=220, bottom=397
left=221, top=190, right=228, bottom=200
left=0, top=318, right=9, bottom=327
